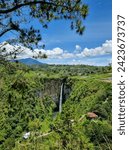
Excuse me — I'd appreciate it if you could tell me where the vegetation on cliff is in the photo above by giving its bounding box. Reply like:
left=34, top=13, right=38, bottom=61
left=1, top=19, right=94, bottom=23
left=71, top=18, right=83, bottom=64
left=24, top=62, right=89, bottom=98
left=0, top=62, right=112, bottom=150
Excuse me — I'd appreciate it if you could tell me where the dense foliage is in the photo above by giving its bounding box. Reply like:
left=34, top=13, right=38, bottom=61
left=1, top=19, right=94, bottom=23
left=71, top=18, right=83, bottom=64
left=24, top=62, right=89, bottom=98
left=0, top=0, right=88, bottom=49
left=30, top=64, right=112, bottom=77
left=0, top=62, right=112, bottom=150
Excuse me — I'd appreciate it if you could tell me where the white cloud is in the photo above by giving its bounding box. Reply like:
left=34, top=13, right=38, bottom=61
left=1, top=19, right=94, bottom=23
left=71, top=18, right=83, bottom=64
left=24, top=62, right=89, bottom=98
left=81, top=40, right=112, bottom=57
left=75, top=45, right=81, bottom=52
left=62, top=53, right=74, bottom=59
left=0, top=40, right=112, bottom=60
left=0, top=42, right=33, bottom=59
left=38, top=47, right=63, bottom=58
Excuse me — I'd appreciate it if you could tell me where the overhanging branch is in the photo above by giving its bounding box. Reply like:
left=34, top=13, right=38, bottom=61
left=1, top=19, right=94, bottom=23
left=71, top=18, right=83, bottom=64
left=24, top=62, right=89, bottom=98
left=0, top=1, right=68, bottom=14
left=0, top=28, right=13, bottom=37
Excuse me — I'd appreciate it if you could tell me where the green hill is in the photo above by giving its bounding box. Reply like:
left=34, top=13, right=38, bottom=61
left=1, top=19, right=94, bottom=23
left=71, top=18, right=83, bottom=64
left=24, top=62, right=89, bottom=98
left=0, top=62, right=112, bottom=150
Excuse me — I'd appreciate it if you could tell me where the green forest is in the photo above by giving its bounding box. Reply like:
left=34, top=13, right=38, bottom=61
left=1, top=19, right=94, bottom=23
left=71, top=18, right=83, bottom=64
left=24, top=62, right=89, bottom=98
left=0, top=62, right=112, bottom=150
left=0, top=0, right=112, bottom=149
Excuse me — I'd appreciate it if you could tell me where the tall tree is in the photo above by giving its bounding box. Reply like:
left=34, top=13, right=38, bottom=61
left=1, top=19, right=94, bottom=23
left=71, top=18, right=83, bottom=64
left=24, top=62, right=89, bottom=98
left=0, top=0, right=88, bottom=50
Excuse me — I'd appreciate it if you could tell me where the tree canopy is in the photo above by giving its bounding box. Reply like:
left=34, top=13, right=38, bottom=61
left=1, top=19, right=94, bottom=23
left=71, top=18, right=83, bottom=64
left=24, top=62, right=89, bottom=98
left=0, top=63, right=112, bottom=149
left=0, top=0, right=88, bottom=49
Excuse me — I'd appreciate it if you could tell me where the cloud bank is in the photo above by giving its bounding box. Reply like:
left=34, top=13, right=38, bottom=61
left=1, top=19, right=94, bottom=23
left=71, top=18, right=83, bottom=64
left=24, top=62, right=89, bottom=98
left=36, top=40, right=112, bottom=59
left=0, top=40, right=112, bottom=65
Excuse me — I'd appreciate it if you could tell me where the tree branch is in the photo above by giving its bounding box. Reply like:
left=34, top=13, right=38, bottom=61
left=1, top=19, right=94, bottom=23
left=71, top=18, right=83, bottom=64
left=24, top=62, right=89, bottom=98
left=0, top=1, right=68, bottom=14
left=0, top=20, right=26, bottom=37
left=0, top=28, right=13, bottom=37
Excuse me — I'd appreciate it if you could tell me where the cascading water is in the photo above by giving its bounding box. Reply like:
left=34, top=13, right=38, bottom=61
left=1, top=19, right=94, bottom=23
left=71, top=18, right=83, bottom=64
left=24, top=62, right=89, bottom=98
left=59, top=83, right=63, bottom=113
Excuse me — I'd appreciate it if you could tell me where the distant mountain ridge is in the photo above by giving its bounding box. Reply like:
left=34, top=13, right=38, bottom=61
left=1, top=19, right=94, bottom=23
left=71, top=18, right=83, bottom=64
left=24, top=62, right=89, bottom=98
left=13, top=58, right=43, bottom=65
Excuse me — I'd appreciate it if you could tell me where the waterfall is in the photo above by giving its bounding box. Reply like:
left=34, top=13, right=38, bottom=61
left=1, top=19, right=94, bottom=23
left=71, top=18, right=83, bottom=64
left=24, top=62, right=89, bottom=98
left=59, top=83, right=63, bottom=113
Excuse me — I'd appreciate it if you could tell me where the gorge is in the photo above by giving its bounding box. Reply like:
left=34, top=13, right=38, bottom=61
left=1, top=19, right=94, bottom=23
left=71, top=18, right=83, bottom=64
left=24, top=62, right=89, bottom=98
left=0, top=63, right=112, bottom=150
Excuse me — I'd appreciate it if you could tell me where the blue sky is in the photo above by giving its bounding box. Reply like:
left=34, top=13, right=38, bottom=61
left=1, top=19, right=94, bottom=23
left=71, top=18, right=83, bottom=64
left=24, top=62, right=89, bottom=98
left=0, top=0, right=112, bottom=66
left=41, top=0, right=112, bottom=50
left=39, top=0, right=112, bottom=65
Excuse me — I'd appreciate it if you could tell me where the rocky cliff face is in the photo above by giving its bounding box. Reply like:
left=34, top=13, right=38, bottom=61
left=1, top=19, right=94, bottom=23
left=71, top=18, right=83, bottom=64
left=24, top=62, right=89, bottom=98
left=38, top=78, right=72, bottom=109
